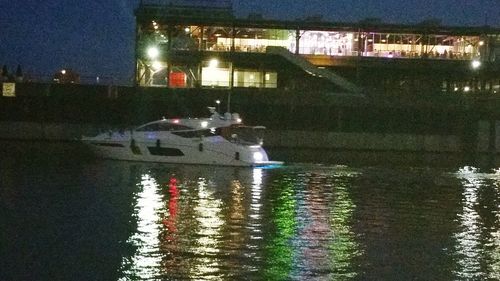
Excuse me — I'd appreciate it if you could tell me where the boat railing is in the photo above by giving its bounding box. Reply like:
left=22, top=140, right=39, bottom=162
left=220, top=126, right=265, bottom=146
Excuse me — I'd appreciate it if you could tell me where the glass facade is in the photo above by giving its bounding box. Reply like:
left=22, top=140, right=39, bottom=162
left=234, top=69, right=261, bottom=88
left=364, top=33, right=482, bottom=59
left=160, top=25, right=484, bottom=60
left=201, top=59, right=231, bottom=87
left=295, top=31, right=355, bottom=56
left=233, top=69, right=278, bottom=88
left=136, top=22, right=282, bottom=88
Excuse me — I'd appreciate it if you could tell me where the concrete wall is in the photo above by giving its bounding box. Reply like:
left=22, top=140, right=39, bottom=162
left=0, top=122, right=98, bottom=141
left=4, top=121, right=500, bottom=154
left=264, top=130, right=462, bottom=152
left=476, top=120, right=500, bottom=153
left=0, top=121, right=463, bottom=153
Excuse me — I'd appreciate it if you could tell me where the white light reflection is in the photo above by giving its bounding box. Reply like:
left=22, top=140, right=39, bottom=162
left=250, top=168, right=263, bottom=224
left=453, top=166, right=485, bottom=280
left=120, top=174, right=163, bottom=280
left=489, top=170, right=500, bottom=280
left=192, top=178, right=224, bottom=279
left=490, top=207, right=500, bottom=280
left=492, top=167, right=500, bottom=175
left=246, top=168, right=264, bottom=271
left=253, top=168, right=263, bottom=186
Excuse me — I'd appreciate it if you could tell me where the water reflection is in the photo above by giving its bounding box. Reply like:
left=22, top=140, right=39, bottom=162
left=191, top=177, right=224, bottom=279
left=328, top=169, right=362, bottom=279
left=115, top=164, right=364, bottom=280
left=453, top=166, right=484, bottom=280
left=263, top=174, right=297, bottom=280
left=490, top=175, right=500, bottom=281
left=120, top=174, right=163, bottom=280
left=453, top=166, right=500, bottom=280
left=7, top=150, right=500, bottom=280
left=247, top=168, right=264, bottom=269
left=116, top=165, right=266, bottom=280
left=263, top=166, right=362, bottom=280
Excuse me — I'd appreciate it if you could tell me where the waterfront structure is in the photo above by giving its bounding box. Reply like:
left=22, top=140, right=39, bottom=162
left=3, top=1, right=500, bottom=156
left=134, top=0, right=500, bottom=95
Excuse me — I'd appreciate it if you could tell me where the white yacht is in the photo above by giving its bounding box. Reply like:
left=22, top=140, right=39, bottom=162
left=81, top=108, right=283, bottom=167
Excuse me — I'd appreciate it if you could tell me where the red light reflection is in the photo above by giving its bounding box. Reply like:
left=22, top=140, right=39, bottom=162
left=163, top=177, right=179, bottom=238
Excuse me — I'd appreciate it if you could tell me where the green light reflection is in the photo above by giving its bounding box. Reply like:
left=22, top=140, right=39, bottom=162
left=263, top=177, right=297, bottom=281
left=328, top=171, right=362, bottom=279
left=263, top=167, right=362, bottom=280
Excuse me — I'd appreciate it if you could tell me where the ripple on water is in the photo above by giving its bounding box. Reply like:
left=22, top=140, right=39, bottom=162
left=3, top=158, right=500, bottom=280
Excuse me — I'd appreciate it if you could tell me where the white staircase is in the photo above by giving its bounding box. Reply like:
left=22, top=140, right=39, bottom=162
left=266, top=46, right=362, bottom=94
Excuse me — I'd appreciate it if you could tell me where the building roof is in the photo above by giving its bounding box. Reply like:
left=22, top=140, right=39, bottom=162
left=136, top=2, right=500, bottom=36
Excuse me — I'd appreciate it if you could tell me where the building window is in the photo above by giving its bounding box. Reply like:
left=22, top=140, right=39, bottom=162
left=171, top=25, right=200, bottom=51
left=201, top=59, right=230, bottom=87
left=234, top=69, right=261, bottom=87
left=297, top=31, right=355, bottom=56
left=203, top=26, right=232, bottom=51
left=233, top=69, right=277, bottom=88
left=264, top=72, right=278, bottom=88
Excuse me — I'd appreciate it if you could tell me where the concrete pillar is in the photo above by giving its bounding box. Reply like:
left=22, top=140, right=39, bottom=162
left=231, top=25, right=235, bottom=52
left=229, top=62, right=234, bottom=89
left=199, top=25, right=204, bottom=51
left=295, top=29, right=300, bottom=55
left=166, top=25, right=172, bottom=88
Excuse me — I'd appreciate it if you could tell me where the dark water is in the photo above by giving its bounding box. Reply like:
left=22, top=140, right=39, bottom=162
left=2, top=143, right=500, bottom=280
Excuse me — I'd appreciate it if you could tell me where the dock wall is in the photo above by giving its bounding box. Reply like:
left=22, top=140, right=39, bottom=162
left=1, top=120, right=498, bottom=154
left=2, top=82, right=500, bottom=154
left=264, top=130, right=463, bottom=152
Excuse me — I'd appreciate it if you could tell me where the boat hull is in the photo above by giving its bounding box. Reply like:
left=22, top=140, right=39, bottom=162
left=83, top=138, right=282, bottom=167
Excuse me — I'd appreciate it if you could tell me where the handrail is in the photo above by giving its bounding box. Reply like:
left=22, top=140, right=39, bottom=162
left=266, top=46, right=363, bottom=95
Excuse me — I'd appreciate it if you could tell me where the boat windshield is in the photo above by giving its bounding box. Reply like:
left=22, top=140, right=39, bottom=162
left=218, top=125, right=265, bottom=145
left=136, top=122, right=192, bottom=132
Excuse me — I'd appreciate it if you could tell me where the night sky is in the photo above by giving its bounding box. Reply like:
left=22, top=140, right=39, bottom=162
left=0, top=0, right=498, bottom=85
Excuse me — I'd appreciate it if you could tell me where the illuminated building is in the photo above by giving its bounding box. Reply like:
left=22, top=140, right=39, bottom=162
left=135, top=1, right=500, bottom=95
